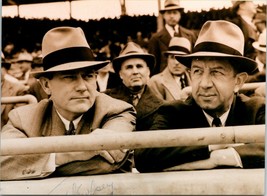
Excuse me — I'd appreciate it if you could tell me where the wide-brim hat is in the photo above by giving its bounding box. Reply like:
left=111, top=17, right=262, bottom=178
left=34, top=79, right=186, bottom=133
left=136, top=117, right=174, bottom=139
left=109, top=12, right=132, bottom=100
left=164, top=37, right=191, bottom=56
left=175, top=20, right=257, bottom=74
left=112, top=42, right=155, bottom=73
left=31, top=27, right=110, bottom=78
left=160, top=0, right=184, bottom=13
left=14, top=52, right=33, bottom=63
left=252, top=29, right=266, bottom=52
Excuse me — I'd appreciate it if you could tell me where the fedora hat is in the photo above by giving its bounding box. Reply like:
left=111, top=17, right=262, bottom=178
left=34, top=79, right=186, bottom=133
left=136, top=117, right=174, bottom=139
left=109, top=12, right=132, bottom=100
left=31, top=26, right=110, bottom=78
left=164, top=37, right=191, bottom=56
left=175, top=20, right=257, bottom=73
left=13, top=52, right=33, bottom=63
left=252, top=29, right=266, bottom=52
left=160, top=0, right=184, bottom=13
left=112, top=42, right=155, bottom=73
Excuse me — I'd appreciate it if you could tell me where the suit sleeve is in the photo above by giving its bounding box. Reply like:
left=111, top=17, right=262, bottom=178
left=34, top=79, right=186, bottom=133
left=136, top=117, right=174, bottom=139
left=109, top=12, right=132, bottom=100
left=1, top=114, right=56, bottom=180
left=134, top=104, right=210, bottom=173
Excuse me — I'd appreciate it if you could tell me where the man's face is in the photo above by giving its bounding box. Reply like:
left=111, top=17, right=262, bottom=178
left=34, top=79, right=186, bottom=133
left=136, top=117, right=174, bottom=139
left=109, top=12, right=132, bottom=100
left=190, top=57, right=247, bottom=116
left=39, top=69, right=97, bottom=120
left=163, top=10, right=181, bottom=27
left=119, top=58, right=150, bottom=92
left=167, top=54, right=187, bottom=76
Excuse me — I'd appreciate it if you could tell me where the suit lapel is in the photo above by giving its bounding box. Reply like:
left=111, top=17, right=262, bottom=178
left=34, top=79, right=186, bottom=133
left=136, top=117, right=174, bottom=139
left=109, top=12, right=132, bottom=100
left=161, top=69, right=182, bottom=100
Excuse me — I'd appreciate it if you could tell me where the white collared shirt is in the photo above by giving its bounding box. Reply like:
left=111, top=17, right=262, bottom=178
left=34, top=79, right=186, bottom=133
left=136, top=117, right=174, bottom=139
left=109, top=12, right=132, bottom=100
left=165, top=24, right=179, bottom=37
left=56, top=110, right=83, bottom=131
left=202, top=108, right=230, bottom=127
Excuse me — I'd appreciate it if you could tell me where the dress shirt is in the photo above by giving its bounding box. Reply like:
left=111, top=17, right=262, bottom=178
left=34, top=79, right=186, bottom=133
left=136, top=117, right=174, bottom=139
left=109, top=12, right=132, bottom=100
left=165, top=24, right=179, bottom=37
left=56, top=110, right=83, bottom=131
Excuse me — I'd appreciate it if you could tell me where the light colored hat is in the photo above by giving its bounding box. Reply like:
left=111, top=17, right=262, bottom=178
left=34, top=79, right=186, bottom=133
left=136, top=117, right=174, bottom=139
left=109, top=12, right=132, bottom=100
left=164, top=37, right=191, bottom=56
left=252, top=29, right=266, bottom=52
left=175, top=20, right=257, bottom=73
left=112, top=42, right=155, bottom=73
left=31, top=26, right=110, bottom=78
left=160, top=0, right=184, bottom=13
left=14, top=52, right=33, bottom=63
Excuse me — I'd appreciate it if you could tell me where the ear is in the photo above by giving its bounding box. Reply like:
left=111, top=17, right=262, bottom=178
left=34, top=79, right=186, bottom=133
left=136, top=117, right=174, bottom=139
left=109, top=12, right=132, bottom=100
left=119, top=70, right=123, bottom=80
left=38, top=77, right=52, bottom=95
left=234, top=72, right=248, bottom=93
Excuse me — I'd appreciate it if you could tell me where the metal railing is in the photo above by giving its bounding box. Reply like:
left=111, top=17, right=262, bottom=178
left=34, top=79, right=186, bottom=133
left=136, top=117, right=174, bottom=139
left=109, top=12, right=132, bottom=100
left=1, top=94, right=38, bottom=104
left=1, top=124, right=265, bottom=156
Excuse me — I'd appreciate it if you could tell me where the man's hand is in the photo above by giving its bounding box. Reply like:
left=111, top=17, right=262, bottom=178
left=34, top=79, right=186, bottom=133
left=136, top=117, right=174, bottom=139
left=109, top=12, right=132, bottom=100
left=97, top=149, right=128, bottom=164
left=164, top=148, right=240, bottom=171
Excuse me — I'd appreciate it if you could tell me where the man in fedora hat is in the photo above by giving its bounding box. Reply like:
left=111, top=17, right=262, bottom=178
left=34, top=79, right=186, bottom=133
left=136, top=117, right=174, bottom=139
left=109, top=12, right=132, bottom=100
left=148, top=37, right=192, bottom=101
left=148, top=0, right=197, bottom=75
left=246, top=29, right=266, bottom=83
left=105, top=42, right=164, bottom=132
left=135, top=20, right=265, bottom=173
left=1, top=27, right=136, bottom=180
left=229, top=0, right=259, bottom=60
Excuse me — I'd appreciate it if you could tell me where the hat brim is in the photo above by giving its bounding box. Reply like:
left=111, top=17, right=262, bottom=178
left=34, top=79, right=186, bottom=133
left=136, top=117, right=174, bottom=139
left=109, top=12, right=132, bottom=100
left=160, top=6, right=184, bottom=13
left=164, top=51, right=188, bottom=56
left=252, top=42, right=266, bottom=52
left=113, top=54, right=155, bottom=73
left=175, top=52, right=258, bottom=74
left=31, top=60, right=110, bottom=78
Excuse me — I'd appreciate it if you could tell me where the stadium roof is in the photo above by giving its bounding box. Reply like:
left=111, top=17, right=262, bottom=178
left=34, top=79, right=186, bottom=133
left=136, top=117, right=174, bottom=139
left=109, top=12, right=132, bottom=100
left=2, top=0, right=77, bottom=6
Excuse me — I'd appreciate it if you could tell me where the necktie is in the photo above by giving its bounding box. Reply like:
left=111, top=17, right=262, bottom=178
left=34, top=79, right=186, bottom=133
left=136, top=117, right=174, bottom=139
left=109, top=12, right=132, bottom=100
left=212, top=117, right=222, bottom=127
left=173, top=27, right=179, bottom=37
left=180, top=76, right=186, bottom=89
left=131, top=94, right=139, bottom=106
left=65, top=121, right=75, bottom=135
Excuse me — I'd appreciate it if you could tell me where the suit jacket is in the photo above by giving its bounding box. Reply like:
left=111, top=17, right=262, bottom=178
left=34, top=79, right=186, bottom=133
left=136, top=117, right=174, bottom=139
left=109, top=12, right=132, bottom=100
left=148, top=26, right=197, bottom=75
left=105, top=84, right=164, bottom=131
left=229, top=16, right=259, bottom=59
left=1, top=92, right=136, bottom=180
left=1, top=79, right=28, bottom=128
left=148, top=67, right=191, bottom=101
left=134, top=94, right=265, bottom=172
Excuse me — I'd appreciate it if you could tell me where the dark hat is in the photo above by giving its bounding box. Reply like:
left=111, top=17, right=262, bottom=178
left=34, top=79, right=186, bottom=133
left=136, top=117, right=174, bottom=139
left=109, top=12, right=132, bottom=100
left=31, top=27, right=110, bottom=78
left=164, top=37, right=191, bottom=56
left=175, top=20, right=257, bottom=74
left=160, top=0, right=184, bottom=13
left=112, top=42, right=155, bottom=73
left=1, top=52, right=11, bottom=69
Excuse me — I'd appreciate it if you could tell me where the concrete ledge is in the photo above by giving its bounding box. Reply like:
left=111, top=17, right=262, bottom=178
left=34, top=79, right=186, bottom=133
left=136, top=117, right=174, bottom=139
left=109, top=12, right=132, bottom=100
left=0, top=169, right=264, bottom=195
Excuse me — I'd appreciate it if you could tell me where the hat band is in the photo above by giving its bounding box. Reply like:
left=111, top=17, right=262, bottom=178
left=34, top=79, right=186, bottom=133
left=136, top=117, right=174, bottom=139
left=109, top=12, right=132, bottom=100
left=259, top=44, right=266, bottom=47
left=168, top=46, right=190, bottom=54
left=43, top=47, right=94, bottom=70
left=193, top=42, right=242, bottom=56
left=165, top=4, right=179, bottom=8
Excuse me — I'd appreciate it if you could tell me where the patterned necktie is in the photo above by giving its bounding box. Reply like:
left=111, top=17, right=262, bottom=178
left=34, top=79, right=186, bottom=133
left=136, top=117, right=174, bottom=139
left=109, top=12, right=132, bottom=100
left=65, top=121, right=75, bottom=135
left=212, top=117, right=222, bottom=127
left=131, top=94, right=139, bottom=106
left=180, top=76, right=186, bottom=89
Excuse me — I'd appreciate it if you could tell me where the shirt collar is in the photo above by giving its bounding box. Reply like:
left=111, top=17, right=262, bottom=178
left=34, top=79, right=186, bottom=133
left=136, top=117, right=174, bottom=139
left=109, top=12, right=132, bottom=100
left=165, top=24, right=179, bottom=37
left=202, top=108, right=231, bottom=127
left=56, top=110, right=83, bottom=130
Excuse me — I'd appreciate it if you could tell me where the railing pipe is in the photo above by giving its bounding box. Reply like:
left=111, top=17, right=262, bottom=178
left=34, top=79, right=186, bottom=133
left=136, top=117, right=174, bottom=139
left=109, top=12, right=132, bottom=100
left=1, top=95, right=38, bottom=104
left=1, top=124, right=264, bottom=156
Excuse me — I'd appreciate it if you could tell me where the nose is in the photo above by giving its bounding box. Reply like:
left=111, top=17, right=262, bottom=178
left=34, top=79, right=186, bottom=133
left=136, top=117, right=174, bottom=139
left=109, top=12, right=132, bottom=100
left=75, top=74, right=87, bottom=91
left=199, top=72, right=213, bottom=89
left=132, top=66, right=139, bottom=74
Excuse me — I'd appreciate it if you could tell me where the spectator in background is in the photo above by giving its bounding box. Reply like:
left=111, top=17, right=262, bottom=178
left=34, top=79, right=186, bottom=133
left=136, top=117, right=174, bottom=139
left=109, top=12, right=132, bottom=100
left=1, top=26, right=136, bottom=180
left=105, top=42, right=164, bottom=131
left=1, top=54, right=28, bottom=128
left=246, top=29, right=266, bottom=83
left=134, top=20, right=265, bottom=173
left=133, top=31, right=148, bottom=53
left=229, top=0, right=259, bottom=60
left=96, top=62, right=122, bottom=92
left=148, top=0, right=197, bottom=75
left=148, top=37, right=191, bottom=101
left=9, top=51, right=33, bottom=86
left=253, top=12, right=266, bottom=34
